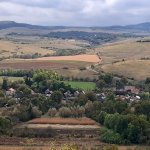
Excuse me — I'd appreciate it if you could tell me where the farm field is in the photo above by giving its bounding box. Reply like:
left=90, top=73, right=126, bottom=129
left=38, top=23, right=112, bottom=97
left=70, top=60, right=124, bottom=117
left=28, top=117, right=97, bottom=125
left=0, top=143, right=149, bottom=150
left=94, top=39, right=150, bottom=80
left=36, top=54, right=100, bottom=63
left=0, top=38, right=89, bottom=59
left=63, top=81, right=96, bottom=90
left=0, top=76, right=23, bottom=83
left=0, top=55, right=99, bottom=79
left=0, top=39, right=53, bottom=58
left=96, top=39, right=150, bottom=64
left=0, top=60, right=90, bottom=70
left=102, top=60, right=150, bottom=80
left=0, top=138, right=104, bottom=150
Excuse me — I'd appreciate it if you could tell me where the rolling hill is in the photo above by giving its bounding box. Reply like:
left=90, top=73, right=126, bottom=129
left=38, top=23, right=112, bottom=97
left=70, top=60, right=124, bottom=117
left=0, top=21, right=150, bottom=34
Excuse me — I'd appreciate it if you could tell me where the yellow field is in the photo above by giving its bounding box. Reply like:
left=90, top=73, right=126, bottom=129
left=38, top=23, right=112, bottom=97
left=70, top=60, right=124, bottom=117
left=96, top=39, right=150, bottom=64
left=0, top=38, right=88, bottom=58
left=102, top=60, right=150, bottom=80
left=0, top=39, right=53, bottom=58
left=0, top=76, right=23, bottom=83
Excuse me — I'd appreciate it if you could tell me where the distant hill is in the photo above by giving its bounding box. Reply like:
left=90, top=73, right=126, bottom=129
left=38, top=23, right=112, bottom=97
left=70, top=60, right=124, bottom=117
left=102, top=22, right=150, bottom=32
left=0, top=21, right=150, bottom=32
left=0, top=21, right=66, bottom=30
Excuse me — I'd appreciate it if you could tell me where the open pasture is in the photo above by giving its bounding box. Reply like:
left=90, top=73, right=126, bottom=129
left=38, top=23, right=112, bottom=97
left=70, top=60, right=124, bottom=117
left=0, top=38, right=89, bottom=59
left=96, top=39, right=150, bottom=64
left=64, top=81, right=96, bottom=90
left=0, top=76, right=23, bottom=83
left=102, top=60, right=150, bottom=80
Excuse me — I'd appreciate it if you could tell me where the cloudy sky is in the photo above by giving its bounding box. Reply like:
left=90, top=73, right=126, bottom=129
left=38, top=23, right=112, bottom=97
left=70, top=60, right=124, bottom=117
left=0, top=0, right=150, bottom=26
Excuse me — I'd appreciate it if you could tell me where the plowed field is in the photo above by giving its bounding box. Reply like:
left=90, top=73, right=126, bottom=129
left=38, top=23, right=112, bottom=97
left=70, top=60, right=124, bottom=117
left=36, top=55, right=100, bottom=63
left=28, top=117, right=97, bottom=125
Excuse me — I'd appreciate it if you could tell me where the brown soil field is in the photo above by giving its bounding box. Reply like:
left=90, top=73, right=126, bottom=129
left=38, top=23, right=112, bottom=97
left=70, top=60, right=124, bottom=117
left=28, top=117, right=97, bottom=126
left=0, top=59, right=98, bottom=79
left=36, top=55, right=100, bottom=63
left=0, top=60, right=87, bottom=70
left=25, top=124, right=99, bottom=130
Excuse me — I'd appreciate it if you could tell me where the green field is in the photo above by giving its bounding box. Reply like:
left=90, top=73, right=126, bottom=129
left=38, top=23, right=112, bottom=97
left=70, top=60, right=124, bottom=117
left=0, top=76, right=23, bottom=83
left=64, top=81, right=96, bottom=90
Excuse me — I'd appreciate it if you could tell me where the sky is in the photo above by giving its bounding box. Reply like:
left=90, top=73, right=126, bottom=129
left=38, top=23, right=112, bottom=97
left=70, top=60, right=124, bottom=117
left=0, top=0, right=150, bottom=26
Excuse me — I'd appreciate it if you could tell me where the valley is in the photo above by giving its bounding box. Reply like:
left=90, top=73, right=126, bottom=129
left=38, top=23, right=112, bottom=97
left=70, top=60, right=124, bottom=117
left=0, top=21, right=150, bottom=150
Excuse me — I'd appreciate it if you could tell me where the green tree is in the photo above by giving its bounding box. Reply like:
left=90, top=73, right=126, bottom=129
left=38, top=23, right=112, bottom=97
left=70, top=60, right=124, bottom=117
left=135, top=101, right=150, bottom=120
left=0, top=117, right=11, bottom=135
left=115, top=101, right=128, bottom=114
left=2, top=78, right=8, bottom=90
left=51, top=91, right=63, bottom=104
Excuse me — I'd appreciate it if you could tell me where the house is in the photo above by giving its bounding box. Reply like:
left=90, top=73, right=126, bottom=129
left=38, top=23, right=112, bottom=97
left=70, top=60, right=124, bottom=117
left=113, top=88, right=127, bottom=95
left=6, top=88, right=16, bottom=97
left=124, top=86, right=140, bottom=95
left=64, top=90, right=72, bottom=99
left=45, top=89, right=53, bottom=96
left=74, top=91, right=80, bottom=97
left=113, top=86, right=140, bottom=95
left=96, top=93, right=106, bottom=102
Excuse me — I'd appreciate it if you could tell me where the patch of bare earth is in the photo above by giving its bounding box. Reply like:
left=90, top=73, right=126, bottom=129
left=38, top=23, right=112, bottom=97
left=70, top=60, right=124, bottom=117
left=36, top=55, right=100, bottom=63
left=28, top=117, right=97, bottom=126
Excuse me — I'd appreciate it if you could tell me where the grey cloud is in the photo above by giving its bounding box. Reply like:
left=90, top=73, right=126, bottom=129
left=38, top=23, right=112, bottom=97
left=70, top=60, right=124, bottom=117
left=0, top=0, right=149, bottom=26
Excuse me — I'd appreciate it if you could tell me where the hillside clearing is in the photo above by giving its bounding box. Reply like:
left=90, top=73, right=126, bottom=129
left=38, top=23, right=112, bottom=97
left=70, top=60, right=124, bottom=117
left=102, top=60, right=150, bottom=80
left=96, top=40, right=150, bottom=64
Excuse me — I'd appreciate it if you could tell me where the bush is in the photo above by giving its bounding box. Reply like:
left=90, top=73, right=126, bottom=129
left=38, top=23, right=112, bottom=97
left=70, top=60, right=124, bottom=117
left=0, top=117, right=11, bottom=135
left=48, top=108, right=57, bottom=117
left=100, top=128, right=123, bottom=144
left=70, top=106, right=85, bottom=118
left=0, top=90, right=5, bottom=97
left=59, top=107, right=72, bottom=118
left=31, top=106, right=42, bottom=118
left=97, top=111, right=107, bottom=125
left=7, top=99, right=16, bottom=106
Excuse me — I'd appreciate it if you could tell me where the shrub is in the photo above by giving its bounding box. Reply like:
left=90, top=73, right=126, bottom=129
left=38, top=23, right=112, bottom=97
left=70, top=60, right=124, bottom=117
left=100, top=128, right=123, bottom=144
left=0, top=117, right=11, bottom=135
left=7, top=99, right=16, bottom=106
left=48, top=108, right=57, bottom=117
left=0, top=90, right=5, bottom=97
left=97, top=111, right=107, bottom=125
left=70, top=106, right=85, bottom=118
left=59, top=107, right=72, bottom=118
left=31, top=106, right=42, bottom=118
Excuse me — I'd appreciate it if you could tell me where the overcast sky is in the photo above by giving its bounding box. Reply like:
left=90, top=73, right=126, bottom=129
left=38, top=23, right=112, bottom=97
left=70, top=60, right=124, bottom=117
left=0, top=0, right=150, bottom=26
